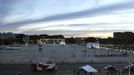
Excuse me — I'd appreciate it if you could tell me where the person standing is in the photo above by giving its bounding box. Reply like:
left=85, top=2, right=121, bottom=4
left=38, top=44, right=42, bottom=51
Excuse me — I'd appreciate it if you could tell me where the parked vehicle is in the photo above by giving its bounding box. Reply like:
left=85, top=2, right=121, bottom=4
left=31, top=60, right=57, bottom=72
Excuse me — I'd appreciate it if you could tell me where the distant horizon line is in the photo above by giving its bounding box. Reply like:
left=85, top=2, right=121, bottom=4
left=1, top=31, right=134, bottom=38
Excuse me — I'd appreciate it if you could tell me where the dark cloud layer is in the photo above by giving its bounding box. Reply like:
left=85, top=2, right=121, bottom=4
left=66, top=22, right=134, bottom=27
left=0, top=0, right=32, bottom=28
left=0, top=0, right=134, bottom=30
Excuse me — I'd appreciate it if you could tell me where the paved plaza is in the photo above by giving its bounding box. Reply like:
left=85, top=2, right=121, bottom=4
left=0, top=44, right=134, bottom=64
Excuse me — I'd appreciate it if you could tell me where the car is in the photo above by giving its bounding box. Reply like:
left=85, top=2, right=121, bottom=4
left=123, top=63, right=134, bottom=72
left=31, top=60, right=57, bottom=72
left=104, top=65, right=116, bottom=72
left=4, top=45, right=21, bottom=50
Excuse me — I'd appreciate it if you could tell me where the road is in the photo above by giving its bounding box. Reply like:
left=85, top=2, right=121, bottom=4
left=0, top=63, right=133, bottom=75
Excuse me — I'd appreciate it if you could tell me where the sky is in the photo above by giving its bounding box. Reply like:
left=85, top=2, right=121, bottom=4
left=0, top=0, right=134, bottom=38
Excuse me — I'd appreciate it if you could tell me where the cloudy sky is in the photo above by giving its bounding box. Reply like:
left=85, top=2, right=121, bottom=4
left=0, top=0, right=134, bottom=38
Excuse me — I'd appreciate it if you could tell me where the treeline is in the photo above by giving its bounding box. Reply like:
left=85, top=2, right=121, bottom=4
left=65, top=37, right=134, bottom=45
left=0, top=32, right=134, bottom=45
left=0, top=33, right=64, bottom=45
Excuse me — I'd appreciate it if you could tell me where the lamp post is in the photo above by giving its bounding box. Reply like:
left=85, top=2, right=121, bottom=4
left=128, top=46, right=131, bottom=75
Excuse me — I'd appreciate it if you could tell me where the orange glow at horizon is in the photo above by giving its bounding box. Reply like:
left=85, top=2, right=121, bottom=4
left=65, top=32, right=113, bottom=38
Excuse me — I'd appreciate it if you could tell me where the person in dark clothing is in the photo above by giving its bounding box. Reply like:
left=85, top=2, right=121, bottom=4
left=38, top=44, right=42, bottom=51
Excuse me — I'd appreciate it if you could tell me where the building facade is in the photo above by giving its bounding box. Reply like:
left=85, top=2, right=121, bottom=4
left=38, top=38, right=65, bottom=44
left=114, top=32, right=134, bottom=39
left=37, top=35, right=66, bottom=45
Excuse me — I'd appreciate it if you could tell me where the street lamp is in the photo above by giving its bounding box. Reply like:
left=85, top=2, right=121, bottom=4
left=128, top=46, right=132, bottom=75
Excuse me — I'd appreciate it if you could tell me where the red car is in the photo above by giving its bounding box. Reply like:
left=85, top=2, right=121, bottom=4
left=31, top=60, right=57, bottom=72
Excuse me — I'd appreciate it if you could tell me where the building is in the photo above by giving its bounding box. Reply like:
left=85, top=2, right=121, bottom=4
left=38, top=38, right=65, bottom=45
left=38, top=35, right=66, bottom=45
left=86, top=42, right=100, bottom=49
left=113, top=32, right=134, bottom=44
left=114, top=32, right=134, bottom=39
left=0, top=32, right=16, bottom=40
left=0, top=32, right=17, bottom=44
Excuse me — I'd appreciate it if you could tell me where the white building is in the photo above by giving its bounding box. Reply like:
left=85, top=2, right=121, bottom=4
left=86, top=43, right=100, bottom=49
left=38, top=38, right=65, bottom=45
